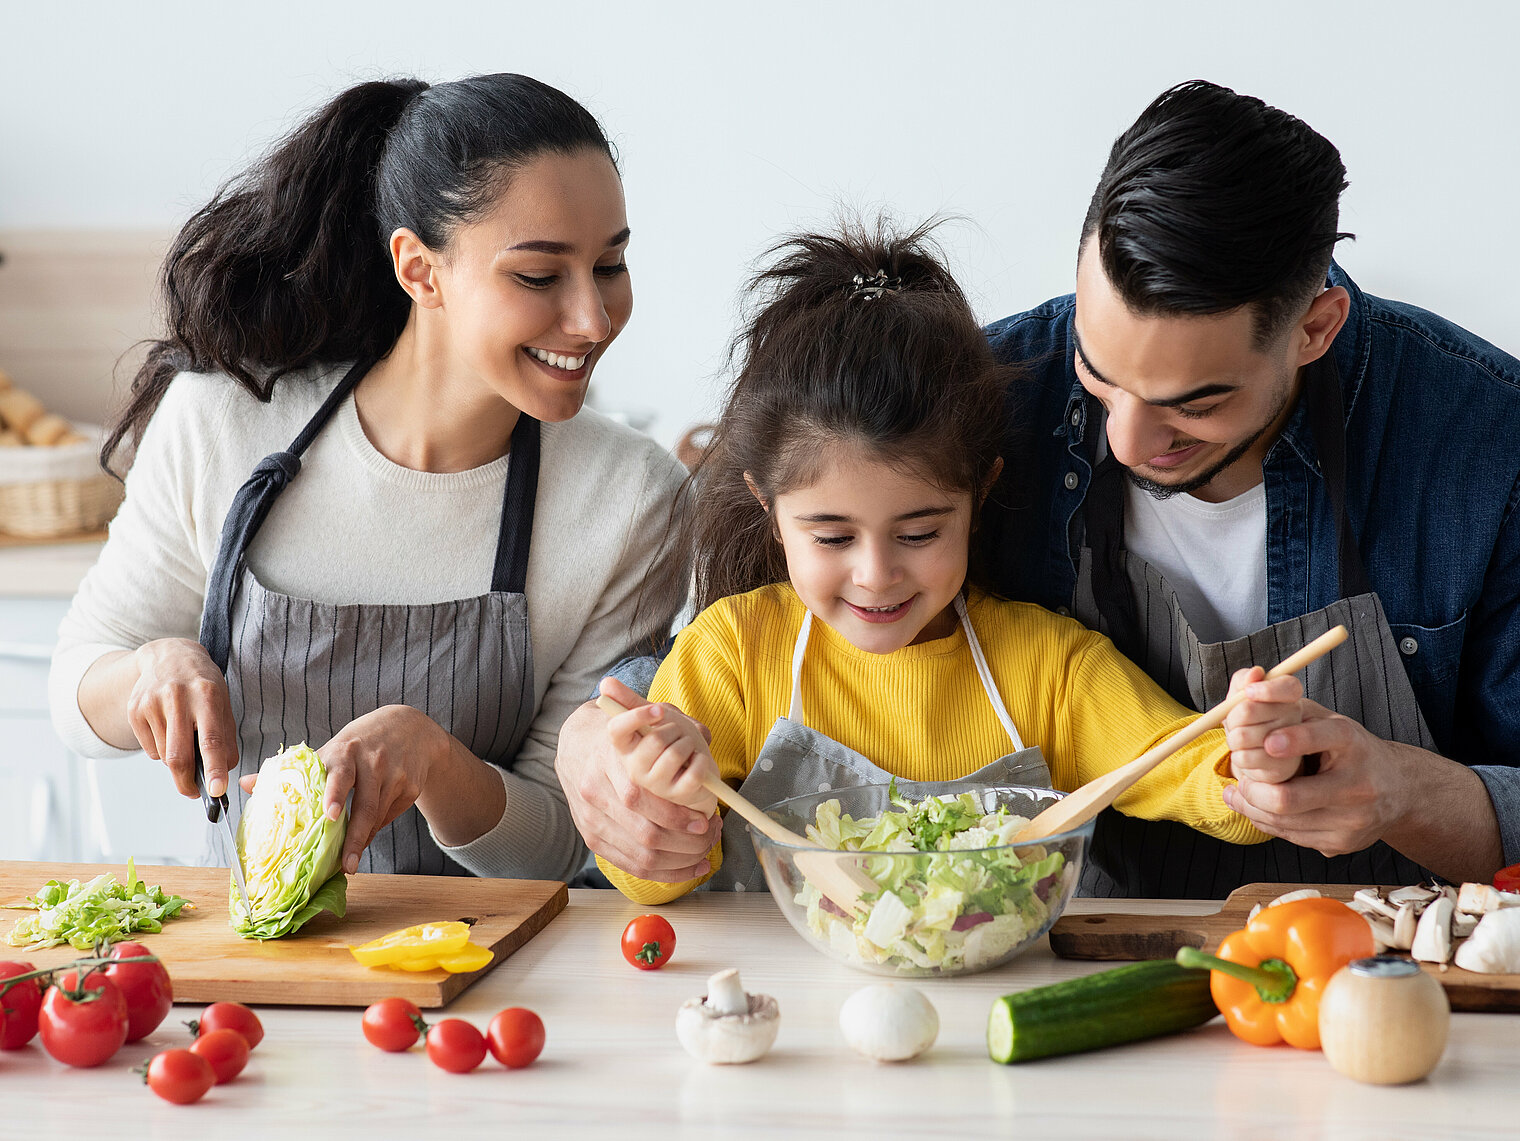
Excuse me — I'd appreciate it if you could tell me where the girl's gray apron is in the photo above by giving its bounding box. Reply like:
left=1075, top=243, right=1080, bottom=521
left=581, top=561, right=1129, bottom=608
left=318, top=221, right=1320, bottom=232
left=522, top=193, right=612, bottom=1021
left=199, top=359, right=539, bottom=875
left=710, top=595, right=1052, bottom=892
left=1075, top=353, right=1435, bottom=897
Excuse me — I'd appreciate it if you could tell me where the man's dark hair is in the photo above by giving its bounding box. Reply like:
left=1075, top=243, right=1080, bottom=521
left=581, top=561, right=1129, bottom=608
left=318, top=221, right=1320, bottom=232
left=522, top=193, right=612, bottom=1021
left=1080, top=80, right=1353, bottom=348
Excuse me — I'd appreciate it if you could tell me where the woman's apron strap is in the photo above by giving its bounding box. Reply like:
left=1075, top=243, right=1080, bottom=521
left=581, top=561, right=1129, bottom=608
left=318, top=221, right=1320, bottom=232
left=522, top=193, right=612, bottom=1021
left=198, top=358, right=374, bottom=673
left=491, top=413, right=540, bottom=595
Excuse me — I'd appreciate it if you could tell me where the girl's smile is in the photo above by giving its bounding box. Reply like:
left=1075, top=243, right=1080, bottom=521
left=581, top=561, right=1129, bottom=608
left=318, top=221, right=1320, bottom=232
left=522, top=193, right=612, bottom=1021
left=761, top=447, right=974, bottom=654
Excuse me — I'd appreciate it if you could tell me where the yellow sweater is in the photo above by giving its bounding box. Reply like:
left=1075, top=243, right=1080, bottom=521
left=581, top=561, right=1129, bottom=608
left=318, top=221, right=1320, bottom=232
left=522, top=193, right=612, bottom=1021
left=601, top=584, right=1265, bottom=902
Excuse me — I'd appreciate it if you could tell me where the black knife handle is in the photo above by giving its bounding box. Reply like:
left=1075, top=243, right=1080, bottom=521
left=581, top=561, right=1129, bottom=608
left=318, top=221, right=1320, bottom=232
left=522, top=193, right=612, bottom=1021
left=191, top=736, right=229, bottom=824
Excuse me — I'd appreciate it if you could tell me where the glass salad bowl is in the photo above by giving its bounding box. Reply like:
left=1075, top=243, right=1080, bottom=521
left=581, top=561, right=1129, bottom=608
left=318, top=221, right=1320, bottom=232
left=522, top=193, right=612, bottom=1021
left=749, top=783, right=1092, bottom=978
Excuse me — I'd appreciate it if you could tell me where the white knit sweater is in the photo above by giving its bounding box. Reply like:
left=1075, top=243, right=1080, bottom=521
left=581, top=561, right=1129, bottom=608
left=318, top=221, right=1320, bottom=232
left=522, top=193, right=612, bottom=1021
left=49, top=366, right=686, bottom=882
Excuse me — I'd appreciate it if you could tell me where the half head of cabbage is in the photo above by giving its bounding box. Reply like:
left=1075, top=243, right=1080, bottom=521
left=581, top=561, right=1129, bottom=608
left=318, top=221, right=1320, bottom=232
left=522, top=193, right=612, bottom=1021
left=231, top=742, right=348, bottom=939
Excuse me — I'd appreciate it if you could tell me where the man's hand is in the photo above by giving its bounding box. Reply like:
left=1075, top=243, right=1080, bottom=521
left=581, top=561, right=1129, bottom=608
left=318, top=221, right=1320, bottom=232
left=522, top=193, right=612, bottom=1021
left=1222, top=699, right=1503, bottom=882
left=554, top=678, right=720, bottom=882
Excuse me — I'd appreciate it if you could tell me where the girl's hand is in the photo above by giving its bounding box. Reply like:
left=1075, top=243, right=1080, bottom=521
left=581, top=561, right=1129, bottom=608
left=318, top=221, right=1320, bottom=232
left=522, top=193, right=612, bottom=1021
left=126, top=638, right=238, bottom=799
left=1224, top=666, right=1307, bottom=785
left=237, top=705, right=449, bottom=875
left=601, top=682, right=720, bottom=816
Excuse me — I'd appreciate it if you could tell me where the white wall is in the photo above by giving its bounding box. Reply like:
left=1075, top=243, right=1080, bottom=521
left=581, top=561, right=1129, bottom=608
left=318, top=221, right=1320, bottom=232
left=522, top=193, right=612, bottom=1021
left=7, top=0, right=1518, bottom=447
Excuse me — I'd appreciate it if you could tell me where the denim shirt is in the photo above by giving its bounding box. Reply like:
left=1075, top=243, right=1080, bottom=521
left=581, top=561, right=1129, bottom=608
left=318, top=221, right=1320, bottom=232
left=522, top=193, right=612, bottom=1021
left=982, top=264, right=1520, bottom=864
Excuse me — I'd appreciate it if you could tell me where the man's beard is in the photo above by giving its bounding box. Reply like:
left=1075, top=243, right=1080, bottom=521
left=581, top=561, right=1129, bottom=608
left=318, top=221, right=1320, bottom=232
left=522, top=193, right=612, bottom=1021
left=1126, top=372, right=1295, bottom=501
left=1126, top=429, right=1266, bottom=500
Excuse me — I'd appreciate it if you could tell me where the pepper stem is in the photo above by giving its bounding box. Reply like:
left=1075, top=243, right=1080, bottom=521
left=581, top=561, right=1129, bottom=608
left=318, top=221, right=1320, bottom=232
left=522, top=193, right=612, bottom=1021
left=1175, top=945, right=1298, bottom=1003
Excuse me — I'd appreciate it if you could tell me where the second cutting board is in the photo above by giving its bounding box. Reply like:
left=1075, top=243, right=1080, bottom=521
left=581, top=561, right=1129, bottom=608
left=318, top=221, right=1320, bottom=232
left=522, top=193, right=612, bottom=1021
left=0, top=861, right=566, bottom=1008
left=1048, top=881, right=1519, bottom=1012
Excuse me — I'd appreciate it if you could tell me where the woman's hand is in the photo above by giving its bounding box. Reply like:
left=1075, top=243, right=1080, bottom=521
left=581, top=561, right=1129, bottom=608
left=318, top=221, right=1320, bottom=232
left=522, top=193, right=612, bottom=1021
left=1224, top=666, right=1307, bottom=785
left=125, top=638, right=237, bottom=799
left=601, top=680, right=720, bottom=816
left=238, top=706, right=507, bottom=873
left=315, top=705, right=448, bottom=874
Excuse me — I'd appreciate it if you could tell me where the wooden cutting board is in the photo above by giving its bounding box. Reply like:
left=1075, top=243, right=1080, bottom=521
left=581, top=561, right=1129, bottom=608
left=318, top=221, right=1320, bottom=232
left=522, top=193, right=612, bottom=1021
left=1049, top=882, right=1520, bottom=1013
left=0, top=861, right=566, bottom=1008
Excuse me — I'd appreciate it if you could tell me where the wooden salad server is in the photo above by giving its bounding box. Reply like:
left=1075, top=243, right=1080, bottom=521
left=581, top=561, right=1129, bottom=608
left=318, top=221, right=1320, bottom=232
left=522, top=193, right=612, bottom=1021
left=594, top=694, right=879, bottom=917
left=1012, top=624, right=1350, bottom=844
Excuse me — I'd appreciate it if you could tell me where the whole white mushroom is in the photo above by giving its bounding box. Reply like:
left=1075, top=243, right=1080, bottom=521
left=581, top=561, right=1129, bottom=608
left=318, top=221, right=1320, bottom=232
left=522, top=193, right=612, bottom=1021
left=838, top=984, right=939, bottom=1062
left=676, top=969, right=780, bottom=1064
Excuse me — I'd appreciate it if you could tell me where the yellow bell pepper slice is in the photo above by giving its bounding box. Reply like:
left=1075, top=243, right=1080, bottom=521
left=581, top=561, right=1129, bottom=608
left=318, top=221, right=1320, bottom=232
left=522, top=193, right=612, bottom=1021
left=348, top=921, right=471, bottom=967
left=435, top=943, right=494, bottom=973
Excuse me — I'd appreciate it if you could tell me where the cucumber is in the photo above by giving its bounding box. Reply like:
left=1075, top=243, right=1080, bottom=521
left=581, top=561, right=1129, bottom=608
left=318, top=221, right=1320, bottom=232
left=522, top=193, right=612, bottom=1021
left=987, top=959, right=1218, bottom=1063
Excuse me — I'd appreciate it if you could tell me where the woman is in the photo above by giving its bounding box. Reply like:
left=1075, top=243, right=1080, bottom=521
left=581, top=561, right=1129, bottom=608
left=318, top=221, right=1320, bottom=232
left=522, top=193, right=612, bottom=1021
left=49, top=74, right=685, bottom=882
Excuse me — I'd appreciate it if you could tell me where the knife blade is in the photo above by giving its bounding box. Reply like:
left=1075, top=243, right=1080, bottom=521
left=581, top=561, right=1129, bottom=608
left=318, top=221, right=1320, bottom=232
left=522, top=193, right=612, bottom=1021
left=193, top=736, right=252, bottom=919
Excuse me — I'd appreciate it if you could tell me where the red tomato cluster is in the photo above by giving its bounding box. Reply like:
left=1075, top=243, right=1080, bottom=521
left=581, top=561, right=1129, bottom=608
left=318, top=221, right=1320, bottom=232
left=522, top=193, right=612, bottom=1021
left=361, top=998, right=545, bottom=1074
left=143, top=1002, right=263, bottom=1105
left=0, top=945, right=263, bottom=1108
left=1, top=943, right=173, bottom=1067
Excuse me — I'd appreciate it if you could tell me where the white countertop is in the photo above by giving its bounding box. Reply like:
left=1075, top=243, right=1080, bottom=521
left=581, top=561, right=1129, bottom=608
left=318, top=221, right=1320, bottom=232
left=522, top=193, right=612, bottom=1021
left=2, top=889, right=1511, bottom=1138
left=0, top=540, right=101, bottom=597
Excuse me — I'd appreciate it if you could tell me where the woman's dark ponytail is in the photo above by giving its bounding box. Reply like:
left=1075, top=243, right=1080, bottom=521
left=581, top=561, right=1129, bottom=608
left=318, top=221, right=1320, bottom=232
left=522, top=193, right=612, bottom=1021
left=106, top=73, right=612, bottom=474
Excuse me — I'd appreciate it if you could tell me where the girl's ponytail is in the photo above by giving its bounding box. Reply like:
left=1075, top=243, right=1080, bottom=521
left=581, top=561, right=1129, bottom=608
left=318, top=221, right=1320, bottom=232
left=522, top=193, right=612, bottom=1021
left=105, top=73, right=612, bottom=473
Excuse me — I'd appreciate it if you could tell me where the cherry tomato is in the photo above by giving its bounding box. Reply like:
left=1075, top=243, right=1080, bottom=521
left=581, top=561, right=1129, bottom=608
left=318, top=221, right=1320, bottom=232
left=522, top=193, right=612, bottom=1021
left=486, top=1007, right=545, bottom=1068
left=1495, top=864, right=1520, bottom=893
left=145, top=1048, right=215, bottom=1104
left=38, top=970, right=129, bottom=1067
left=189, top=1027, right=250, bottom=1084
left=105, top=941, right=173, bottom=1043
left=425, top=1018, right=487, bottom=1073
left=191, top=1001, right=264, bottom=1049
left=621, top=914, right=676, bottom=970
left=362, top=997, right=427, bottom=1052
left=0, top=961, right=43, bottom=1050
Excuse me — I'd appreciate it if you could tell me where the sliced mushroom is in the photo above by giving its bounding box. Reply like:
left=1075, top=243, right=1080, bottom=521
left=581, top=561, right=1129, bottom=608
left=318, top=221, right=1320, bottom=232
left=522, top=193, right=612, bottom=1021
left=676, top=968, right=780, bottom=1064
left=1452, top=911, right=1480, bottom=939
left=1351, top=888, right=1401, bottom=923
left=1411, top=896, right=1455, bottom=964
left=1248, top=888, right=1322, bottom=923
left=1391, top=903, right=1419, bottom=951
left=1453, top=908, right=1520, bottom=974
left=1388, top=884, right=1439, bottom=909
left=1456, top=882, right=1520, bottom=915
left=1364, top=915, right=1399, bottom=952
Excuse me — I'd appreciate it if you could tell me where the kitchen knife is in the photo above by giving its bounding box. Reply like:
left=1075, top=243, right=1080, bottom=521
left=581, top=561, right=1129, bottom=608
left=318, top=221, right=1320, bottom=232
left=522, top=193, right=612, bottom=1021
left=193, top=737, right=252, bottom=918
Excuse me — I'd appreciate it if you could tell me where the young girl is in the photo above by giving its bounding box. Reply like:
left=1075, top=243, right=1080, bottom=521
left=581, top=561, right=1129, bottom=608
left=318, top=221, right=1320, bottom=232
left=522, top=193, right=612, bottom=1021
left=50, top=75, right=686, bottom=882
left=599, top=221, right=1303, bottom=902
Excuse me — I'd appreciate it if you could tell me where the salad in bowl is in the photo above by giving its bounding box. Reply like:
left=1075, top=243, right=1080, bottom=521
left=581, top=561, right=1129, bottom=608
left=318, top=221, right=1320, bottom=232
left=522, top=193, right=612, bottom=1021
left=750, top=782, right=1091, bottom=977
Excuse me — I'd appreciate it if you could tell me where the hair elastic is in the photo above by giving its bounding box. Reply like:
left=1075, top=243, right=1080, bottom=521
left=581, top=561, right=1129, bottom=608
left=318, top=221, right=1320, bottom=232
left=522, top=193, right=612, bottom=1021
left=848, top=269, right=901, bottom=301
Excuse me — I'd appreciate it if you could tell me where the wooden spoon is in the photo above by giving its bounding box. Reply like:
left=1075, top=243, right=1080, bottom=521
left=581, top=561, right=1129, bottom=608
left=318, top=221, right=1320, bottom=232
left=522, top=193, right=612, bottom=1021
left=1012, top=624, right=1349, bottom=844
left=594, top=694, right=879, bottom=917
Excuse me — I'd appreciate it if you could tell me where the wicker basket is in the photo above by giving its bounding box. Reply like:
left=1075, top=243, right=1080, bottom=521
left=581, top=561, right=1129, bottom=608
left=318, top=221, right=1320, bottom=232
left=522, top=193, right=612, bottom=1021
left=0, top=424, right=122, bottom=537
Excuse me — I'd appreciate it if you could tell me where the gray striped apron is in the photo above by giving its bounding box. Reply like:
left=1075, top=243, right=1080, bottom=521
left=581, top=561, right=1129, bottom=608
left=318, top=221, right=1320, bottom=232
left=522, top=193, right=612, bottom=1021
left=710, top=594, right=1053, bottom=892
left=1076, top=353, right=1435, bottom=897
left=199, top=359, right=539, bottom=875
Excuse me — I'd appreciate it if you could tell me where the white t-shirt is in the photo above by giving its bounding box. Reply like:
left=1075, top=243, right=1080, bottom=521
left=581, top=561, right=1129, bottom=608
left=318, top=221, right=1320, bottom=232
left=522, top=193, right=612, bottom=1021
left=49, top=365, right=688, bottom=882
left=1123, top=479, right=1268, bottom=644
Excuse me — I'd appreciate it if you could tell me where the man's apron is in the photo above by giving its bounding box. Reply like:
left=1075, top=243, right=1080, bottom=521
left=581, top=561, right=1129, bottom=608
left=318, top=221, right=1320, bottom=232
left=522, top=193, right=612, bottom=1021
left=1075, top=354, right=1435, bottom=897
left=710, top=595, right=1053, bottom=892
left=199, top=360, right=540, bottom=875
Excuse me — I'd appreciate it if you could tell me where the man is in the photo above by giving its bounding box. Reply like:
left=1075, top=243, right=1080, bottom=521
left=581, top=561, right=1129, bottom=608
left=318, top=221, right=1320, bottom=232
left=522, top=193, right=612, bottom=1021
left=556, top=80, right=1519, bottom=896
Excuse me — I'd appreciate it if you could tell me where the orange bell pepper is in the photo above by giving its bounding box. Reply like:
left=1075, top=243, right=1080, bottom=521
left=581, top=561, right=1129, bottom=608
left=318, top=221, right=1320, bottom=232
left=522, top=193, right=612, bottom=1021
left=1175, top=897, right=1373, bottom=1049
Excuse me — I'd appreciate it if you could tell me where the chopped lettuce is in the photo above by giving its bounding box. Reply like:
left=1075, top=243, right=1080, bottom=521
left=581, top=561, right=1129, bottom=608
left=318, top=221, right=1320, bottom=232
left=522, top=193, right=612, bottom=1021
left=796, top=784, right=1069, bottom=974
left=232, top=743, right=348, bottom=939
left=5, top=858, right=191, bottom=951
